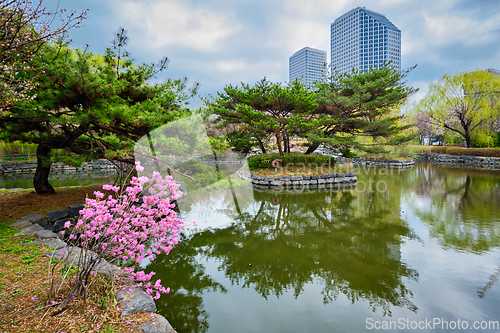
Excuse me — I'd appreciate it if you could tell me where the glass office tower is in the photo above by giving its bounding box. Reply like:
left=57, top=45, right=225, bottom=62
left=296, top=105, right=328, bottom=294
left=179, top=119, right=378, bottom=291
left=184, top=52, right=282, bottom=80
left=331, top=7, right=401, bottom=73
left=289, top=47, right=327, bottom=86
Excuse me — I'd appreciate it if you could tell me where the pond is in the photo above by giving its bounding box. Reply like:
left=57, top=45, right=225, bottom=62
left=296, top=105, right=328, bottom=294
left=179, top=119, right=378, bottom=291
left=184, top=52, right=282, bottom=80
left=148, top=162, right=500, bottom=333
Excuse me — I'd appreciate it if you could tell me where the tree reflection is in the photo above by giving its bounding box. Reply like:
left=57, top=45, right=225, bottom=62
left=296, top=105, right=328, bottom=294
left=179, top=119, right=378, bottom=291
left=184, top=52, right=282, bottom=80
left=146, top=183, right=419, bottom=332
left=408, top=165, right=500, bottom=253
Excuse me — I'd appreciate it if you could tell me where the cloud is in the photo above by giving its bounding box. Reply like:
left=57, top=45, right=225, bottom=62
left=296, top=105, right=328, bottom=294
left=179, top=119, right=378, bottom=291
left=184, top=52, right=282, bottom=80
left=115, top=0, right=240, bottom=52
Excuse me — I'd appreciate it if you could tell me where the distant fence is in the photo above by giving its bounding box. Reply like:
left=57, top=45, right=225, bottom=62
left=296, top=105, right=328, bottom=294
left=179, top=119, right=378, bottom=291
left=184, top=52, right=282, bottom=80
left=0, top=153, right=37, bottom=163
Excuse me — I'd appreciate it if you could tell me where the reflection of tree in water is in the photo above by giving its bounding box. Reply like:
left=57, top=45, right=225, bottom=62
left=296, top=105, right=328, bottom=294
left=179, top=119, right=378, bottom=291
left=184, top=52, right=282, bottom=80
left=408, top=165, right=500, bottom=253
left=146, top=233, right=227, bottom=333
left=146, top=186, right=419, bottom=332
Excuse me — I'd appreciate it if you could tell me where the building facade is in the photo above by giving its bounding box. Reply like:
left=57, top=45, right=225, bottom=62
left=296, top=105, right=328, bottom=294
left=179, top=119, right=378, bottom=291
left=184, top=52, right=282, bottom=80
left=331, top=7, right=401, bottom=73
left=289, top=47, right=327, bottom=86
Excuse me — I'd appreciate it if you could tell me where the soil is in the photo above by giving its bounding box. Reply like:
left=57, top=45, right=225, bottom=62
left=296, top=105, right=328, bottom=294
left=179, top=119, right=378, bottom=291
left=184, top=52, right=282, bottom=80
left=0, top=185, right=103, bottom=224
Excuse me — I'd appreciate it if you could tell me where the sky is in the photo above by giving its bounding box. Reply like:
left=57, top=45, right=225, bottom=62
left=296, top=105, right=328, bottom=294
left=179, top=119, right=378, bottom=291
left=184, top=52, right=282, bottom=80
left=44, top=0, right=500, bottom=109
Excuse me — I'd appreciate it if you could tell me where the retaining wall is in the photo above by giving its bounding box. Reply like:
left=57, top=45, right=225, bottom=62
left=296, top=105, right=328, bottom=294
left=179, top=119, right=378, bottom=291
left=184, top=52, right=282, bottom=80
left=0, top=160, right=118, bottom=176
left=415, top=153, right=500, bottom=169
left=352, top=158, right=415, bottom=168
left=238, top=169, right=357, bottom=188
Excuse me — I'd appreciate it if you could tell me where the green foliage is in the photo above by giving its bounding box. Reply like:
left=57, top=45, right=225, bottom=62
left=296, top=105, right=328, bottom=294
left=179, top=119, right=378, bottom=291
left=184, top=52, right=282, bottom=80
left=0, top=28, right=196, bottom=193
left=416, top=70, right=500, bottom=148
left=308, top=64, right=418, bottom=153
left=247, top=152, right=335, bottom=170
left=225, top=131, right=257, bottom=153
left=208, top=136, right=229, bottom=151
left=176, top=160, right=219, bottom=188
left=208, top=78, right=317, bottom=155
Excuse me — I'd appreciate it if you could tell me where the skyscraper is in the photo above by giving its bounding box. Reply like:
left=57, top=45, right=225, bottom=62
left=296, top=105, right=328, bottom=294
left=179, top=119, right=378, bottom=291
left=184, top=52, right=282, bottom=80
left=289, top=47, right=327, bottom=86
left=331, top=7, right=401, bottom=73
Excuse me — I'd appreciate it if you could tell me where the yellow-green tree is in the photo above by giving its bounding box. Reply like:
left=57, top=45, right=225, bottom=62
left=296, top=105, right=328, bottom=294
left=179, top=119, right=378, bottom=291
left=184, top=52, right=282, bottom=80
left=416, top=70, right=500, bottom=148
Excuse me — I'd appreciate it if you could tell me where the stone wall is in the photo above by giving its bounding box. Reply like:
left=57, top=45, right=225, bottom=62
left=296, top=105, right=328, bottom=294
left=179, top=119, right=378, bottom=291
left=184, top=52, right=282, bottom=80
left=0, top=160, right=118, bottom=177
left=352, top=158, right=415, bottom=168
left=415, top=153, right=500, bottom=169
left=238, top=169, right=357, bottom=188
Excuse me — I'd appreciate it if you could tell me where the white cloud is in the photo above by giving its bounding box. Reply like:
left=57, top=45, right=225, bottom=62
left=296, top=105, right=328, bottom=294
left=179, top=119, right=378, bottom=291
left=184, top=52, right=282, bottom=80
left=115, top=0, right=240, bottom=52
left=421, top=12, right=500, bottom=47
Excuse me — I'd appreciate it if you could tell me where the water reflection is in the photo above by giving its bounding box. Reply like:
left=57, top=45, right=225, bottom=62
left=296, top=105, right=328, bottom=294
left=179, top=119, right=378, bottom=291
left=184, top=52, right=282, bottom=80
left=146, top=163, right=500, bottom=333
left=148, top=183, right=419, bottom=332
left=406, top=165, right=500, bottom=253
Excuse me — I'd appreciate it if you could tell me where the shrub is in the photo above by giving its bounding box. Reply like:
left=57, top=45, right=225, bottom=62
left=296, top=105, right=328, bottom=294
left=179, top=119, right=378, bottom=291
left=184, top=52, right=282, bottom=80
left=48, top=162, right=188, bottom=312
left=247, top=152, right=336, bottom=170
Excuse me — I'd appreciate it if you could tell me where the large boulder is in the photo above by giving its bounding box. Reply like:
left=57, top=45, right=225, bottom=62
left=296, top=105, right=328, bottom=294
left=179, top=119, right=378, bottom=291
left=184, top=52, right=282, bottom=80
left=116, top=286, right=157, bottom=317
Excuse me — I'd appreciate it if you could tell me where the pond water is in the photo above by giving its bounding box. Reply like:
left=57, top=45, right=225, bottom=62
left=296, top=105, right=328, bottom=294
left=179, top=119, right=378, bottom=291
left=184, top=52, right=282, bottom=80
left=146, top=162, right=500, bottom=333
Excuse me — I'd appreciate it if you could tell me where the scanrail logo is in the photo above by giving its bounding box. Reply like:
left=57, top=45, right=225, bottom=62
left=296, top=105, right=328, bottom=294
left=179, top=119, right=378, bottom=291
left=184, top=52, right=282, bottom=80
left=366, top=318, right=500, bottom=330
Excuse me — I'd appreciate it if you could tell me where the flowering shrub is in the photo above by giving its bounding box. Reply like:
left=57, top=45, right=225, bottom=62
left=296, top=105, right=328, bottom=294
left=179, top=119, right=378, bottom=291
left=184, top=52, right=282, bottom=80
left=49, top=161, right=190, bottom=309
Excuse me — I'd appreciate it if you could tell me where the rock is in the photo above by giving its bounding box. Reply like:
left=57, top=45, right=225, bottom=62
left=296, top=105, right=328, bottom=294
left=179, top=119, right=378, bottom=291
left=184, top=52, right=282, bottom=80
left=46, top=209, right=69, bottom=222
left=14, top=224, right=44, bottom=236
left=310, top=175, right=319, bottom=180
left=43, top=224, right=57, bottom=232
left=319, top=174, right=329, bottom=179
left=22, top=213, right=47, bottom=227
left=34, top=230, right=60, bottom=239
left=68, top=204, right=84, bottom=217
left=270, top=180, right=285, bottom=186
left=135, top=315, right=177, bottom=333
left=317, top=179, right=326, bottom=184
left=116, top=286, right=157, bottom=317
left=310, top=180, right=318, bottom=185
left=23, top=238, right=67, bottom=250
left=290, top=175, right=303, bottom=181
left=10, top=219, right=33, bottom=229
left=54, top=218, right=74, bottom=232
left=303, top=175, right=311, bottom=180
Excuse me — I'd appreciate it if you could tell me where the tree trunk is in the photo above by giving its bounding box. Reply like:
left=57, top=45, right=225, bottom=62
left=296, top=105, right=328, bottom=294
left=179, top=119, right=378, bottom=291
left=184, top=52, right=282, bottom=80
left=256, top=137, right=266, bottom=154
left=465, top=132, right=472, bottom=148
left=34, top=143, right=55, bottom=194
left=284, top=134, right=290, bottom=153
left=305, top=141, right=320, bottom=154
left=276, top=133, right=283, bottom=155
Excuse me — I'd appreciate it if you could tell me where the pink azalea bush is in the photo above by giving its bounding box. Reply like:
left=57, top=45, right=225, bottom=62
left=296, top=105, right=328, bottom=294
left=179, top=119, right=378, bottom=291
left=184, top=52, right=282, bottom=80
left=50, top=161, right=189, bottom=306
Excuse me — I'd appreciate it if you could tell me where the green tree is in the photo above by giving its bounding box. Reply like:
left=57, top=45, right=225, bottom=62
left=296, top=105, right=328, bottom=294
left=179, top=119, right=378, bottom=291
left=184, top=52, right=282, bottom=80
left=0, top=0, right=87, bottom=112
left=416, top=70, right=500, bottom=148
left=208, top=78, right=317, bottom=155
left=305, top=65, right=417, bottom=154
left=0, top=29, right=197, bottom=194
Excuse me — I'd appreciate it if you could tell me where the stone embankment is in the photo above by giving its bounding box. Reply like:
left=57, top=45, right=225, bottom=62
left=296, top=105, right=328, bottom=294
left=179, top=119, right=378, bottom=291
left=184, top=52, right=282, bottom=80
left=238, top=169, right=357, bottom=188
left=352, top=158, right=415, bottom=168
left=415, top=153, right=500, bottom=169
left=0, top=160, right=118, bottom=177
left=10, top=204, right=176, bottom=333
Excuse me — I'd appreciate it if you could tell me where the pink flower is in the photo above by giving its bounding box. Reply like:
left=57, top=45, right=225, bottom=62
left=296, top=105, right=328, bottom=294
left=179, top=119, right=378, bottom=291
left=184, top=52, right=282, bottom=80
left=31, top=296, right=36, bottom=300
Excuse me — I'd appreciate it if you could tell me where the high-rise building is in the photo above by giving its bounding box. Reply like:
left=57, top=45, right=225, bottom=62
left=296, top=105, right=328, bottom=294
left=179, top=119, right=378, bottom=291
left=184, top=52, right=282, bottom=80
left=331, top=7, right=401, bottom=73
left=289, top=47, right=327, bottom=86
